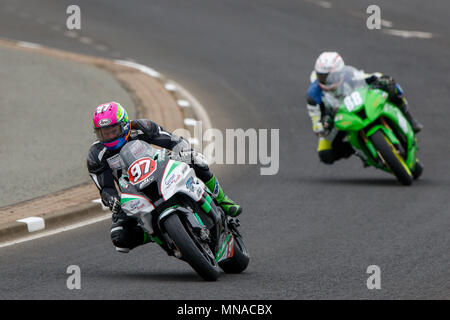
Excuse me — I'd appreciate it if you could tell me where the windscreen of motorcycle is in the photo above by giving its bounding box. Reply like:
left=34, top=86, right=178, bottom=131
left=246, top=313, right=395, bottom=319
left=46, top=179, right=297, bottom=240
left=119, top=140, right=159, bottom=173
left=322, top=66, right=367, bottom=110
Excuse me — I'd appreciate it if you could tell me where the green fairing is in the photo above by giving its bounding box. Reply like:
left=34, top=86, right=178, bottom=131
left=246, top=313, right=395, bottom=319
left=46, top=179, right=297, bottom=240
left=334, top=87, right=418, bottom=171
left=201, top=198, right=211, bottom=213
left=120, top=197, right=136, bottom=205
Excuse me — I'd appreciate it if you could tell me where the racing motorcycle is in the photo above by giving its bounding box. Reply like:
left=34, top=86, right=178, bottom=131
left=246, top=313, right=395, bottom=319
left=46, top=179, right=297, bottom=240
left=322, top=66, right=423, bottom=185
left=117, top=140, right=249, bottom=281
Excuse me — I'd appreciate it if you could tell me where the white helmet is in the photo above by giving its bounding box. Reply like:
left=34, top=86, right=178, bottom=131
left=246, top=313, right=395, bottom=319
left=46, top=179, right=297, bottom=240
left=314, top=52, right=345, bottom=86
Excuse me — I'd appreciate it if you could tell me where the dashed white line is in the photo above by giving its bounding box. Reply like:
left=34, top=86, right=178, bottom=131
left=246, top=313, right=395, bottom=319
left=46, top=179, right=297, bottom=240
left=305, top=0, right=332, bottom=9
left=64, top=30, right=79, bottom=38
left=79, top=36, right=94, bottom=45
left=317, top=1, right=332, bottom=9
left=383, top=29, right=433, bottom=39
left=381, top=19, right=394, bottom=28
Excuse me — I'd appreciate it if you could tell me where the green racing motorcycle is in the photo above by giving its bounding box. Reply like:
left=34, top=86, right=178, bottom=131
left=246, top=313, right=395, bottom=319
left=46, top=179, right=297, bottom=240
left=323, top=67, right=423, bottom=185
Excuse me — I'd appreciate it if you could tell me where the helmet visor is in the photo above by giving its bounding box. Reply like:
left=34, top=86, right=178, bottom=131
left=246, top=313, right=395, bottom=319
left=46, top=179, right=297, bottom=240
left=95, top=123, right=123, bottom=143
left=316, top=72, right=328, bottom=85
left=318, top=70, right=344, bottom=92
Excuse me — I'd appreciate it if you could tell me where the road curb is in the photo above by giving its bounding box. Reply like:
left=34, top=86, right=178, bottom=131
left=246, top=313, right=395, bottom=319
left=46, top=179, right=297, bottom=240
left=0, top=38, right=211, bottom=246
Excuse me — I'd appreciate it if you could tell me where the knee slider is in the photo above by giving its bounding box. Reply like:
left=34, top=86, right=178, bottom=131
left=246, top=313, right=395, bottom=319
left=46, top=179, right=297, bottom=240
left=110, top=225, right=143, bottom=251
left=319, top=150, right=335, bottom=164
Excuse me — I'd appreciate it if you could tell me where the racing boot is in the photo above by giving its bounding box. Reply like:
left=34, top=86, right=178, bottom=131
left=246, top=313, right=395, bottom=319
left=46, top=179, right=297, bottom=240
left=205, top=175, right=242, bottom=217
left=400, top=101, right=423, bottom=133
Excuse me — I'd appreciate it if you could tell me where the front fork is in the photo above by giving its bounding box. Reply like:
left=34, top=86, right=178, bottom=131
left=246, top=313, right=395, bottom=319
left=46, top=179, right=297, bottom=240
left=363, top=118, right=416, bottom=171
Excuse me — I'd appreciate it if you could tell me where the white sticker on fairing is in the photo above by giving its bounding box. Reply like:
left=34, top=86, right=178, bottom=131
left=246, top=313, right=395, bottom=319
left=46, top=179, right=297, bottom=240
left=107, top=154, right=122, bottom=170
left=121, top=194, right=154, bottom=216
left=397, top=112, right=409, bottom=134
left=161, top=160, right=202, bottom=202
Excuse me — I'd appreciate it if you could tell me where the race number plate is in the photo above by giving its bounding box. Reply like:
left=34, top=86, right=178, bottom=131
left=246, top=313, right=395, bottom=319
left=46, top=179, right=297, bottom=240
left=127, top=157, right=157, bottom=185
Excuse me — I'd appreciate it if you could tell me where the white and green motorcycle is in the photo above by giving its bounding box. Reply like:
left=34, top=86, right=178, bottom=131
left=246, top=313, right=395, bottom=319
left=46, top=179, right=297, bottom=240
left=117, top=140, right=249, bottom=281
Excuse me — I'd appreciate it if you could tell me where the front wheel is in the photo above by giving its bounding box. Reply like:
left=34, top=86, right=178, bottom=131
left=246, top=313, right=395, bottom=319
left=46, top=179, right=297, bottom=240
left=164, top=214, right=220, bottom=281
left=370, top=130, right=413, bottom=186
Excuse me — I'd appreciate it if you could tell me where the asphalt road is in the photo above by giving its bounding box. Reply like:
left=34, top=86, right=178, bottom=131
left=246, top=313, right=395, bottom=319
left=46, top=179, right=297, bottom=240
left=0, top=0, right=449, bottom=299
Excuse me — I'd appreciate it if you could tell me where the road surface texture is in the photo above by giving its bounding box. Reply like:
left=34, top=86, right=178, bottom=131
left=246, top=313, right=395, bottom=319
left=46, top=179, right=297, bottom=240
left=0, top=0, right=448, bottom=299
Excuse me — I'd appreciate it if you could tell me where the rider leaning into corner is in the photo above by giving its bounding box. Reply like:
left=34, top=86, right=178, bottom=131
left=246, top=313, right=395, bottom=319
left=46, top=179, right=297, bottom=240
left=87, top=102, right=242, bottom=253
left=306, top=51, right=423, bottom=165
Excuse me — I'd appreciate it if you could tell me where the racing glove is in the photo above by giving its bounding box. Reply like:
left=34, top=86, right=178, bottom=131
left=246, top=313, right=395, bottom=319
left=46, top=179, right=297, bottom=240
left=102, top=193, right=121, bottom=214
left=371, top=75, right=396, bottom=96
left=322, top=114, right=333, bottom=134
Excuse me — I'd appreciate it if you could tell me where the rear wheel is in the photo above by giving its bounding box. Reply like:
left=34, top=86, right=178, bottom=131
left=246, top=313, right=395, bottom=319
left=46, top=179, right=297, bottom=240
left=412, top=160, right=424, bottom=180
left=370, top=130, right=413, bottom=186
left=164, top=214, right=220, bottom=281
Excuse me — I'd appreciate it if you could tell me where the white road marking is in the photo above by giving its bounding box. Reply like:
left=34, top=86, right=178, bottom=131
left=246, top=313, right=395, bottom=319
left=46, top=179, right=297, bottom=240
left=16, top=217, right=45, bottom=233
left=79, top=36, right=94, bottom=45
left=177, top=99, right=191, bottom=108
left=170, top=80, right=213, bottom=132
left=114, top=60, right=161, bottom=78
left=17, top=41, right=42, bottom=49
left=92, top=198, right=109, bottom=211
left=381, top=19, right=394, bottom=28
left=184, top=118, right=197, bottom=126
left=1, top=214, right=110, bottom=249
left=305, top=0, right=332, bottom=9
left=164, top=82, right=177, bottom=91
left=383, top=29, right=433, bottom=39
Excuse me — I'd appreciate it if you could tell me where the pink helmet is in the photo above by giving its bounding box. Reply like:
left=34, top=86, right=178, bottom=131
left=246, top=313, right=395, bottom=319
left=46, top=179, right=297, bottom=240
left=93, top=102, right=130, bottom=150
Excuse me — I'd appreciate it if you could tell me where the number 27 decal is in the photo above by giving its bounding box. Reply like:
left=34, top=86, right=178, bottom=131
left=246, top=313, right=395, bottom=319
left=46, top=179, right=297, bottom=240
left=128, top=157, right=157, bottom=185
